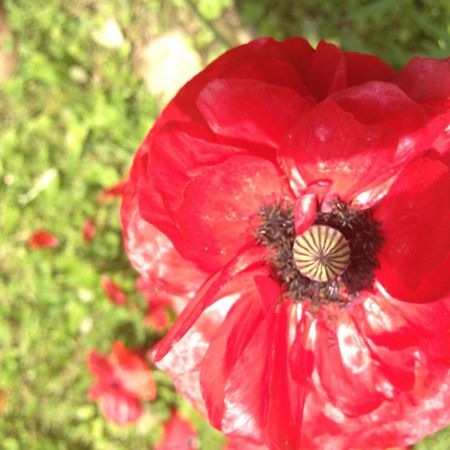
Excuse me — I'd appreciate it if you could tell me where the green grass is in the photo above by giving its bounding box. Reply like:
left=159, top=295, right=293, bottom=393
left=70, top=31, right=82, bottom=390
left=0, top=1, right=224, bottom=448
left=0, top=0, right=448, bottom=448
left=236, top=0, right=450, bottom=68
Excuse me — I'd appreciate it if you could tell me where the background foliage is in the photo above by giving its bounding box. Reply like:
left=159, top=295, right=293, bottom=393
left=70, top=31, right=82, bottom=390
left=0, top=0, right=448, bottom=448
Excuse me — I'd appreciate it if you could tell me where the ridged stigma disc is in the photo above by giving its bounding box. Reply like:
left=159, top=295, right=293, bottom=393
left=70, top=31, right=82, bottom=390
left=293, top=225, right=350, bottom=282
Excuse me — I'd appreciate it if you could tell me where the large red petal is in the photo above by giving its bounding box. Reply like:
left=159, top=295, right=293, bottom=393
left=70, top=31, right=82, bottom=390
left=265, top=37, right=314, bottom=83
left=157, top=37, right=313, bottom=125
left=374, top=157, right=450, bottom=302
left=220, top=315, right=272, bottom=443
left=153, top=296, right=230, bottom=416
left=302, top=40, right=347, bottom=100
left=158, top=265, right=306, bottom=449
left=280, top=80, right=443, bottom=199
left=230, top=57, right=310, bottom=96
left=263, top=301, right=305, bottom=450
left=124, top=141, right=181, bottom=246
left=155, top=273, right=450, bottom=449
left=200, top=292, right=265, bottom=429
left=352, top=294, right=419, bottom=350
left=174, top=155, right=290, bottom=271
left=153, top=247, right=268, bottom=362
left=143, top=121, right=292, bottom=270
left=300, top=41, right=394, bottom=99
left=289, top=306, right=315, bottom=385
left=344, top=51, right=395, bottom=86
left=197, top=79, right=311, bottom=149
left=394, top=56, right=450, bottom=102
left=294, top=294, right=450, bottom=449
left=303, top=369, right=450, bottom=450
left=149, top=121, right=249, bottom=215
left=384, top=296, right=450, bottom=364
left=153, top=248, right=270, bottom=418
left=254, top=275, right=281, bottom=314
left=218, top=301, right=304, bottom=449
left=394, top=56, right=450, bottom=166
left=121, top=181, right=208, bottom=307
left=351, top=295, right=417, bottom=393
left=315, top=305, right=384, bottom=416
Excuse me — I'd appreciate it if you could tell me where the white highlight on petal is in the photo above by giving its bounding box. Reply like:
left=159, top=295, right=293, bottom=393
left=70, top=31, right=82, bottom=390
left=157, top=293, right=240, bottom=416
left=323, top=402, right=346, bottom=423
left=374, top=279, right=392, bottom=299
left=363, top=296, right=397, bottom=332
left=337, top=320, right=370, bottom=373
left=315, top=125, right=330, bottom=142
left=376, top=378, right=394, bottom=399
left=222, top=397, right=258, bottom=436
left=397, top=136, right=416, bottom=156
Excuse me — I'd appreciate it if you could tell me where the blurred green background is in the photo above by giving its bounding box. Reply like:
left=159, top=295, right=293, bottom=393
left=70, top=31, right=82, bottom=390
left=0, top=0, right=449, bottom=449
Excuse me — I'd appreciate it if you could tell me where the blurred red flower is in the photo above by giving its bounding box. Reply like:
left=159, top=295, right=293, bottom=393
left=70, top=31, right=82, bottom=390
left=98, top=179, right=128, bottom=203
left=155, top=410, right=197, bottom=450
left=28, top=230, right=59, bottom=249
left=101, top=275, right=128, bottom=305
left=122, top=37, right=450, bottom=449
left=88, top=341, right=156, bottom=426
left=82, top=218, right=96, bottom=243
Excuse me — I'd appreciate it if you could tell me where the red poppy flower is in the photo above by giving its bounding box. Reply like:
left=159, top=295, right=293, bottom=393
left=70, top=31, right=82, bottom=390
left=155, top=410, right=198, bottom=450
left=82, top=218, right=96, bottom=243
left=121, top=37, right=450, bottom=449
left=88, top=341, right=156, bottom=425
left=101, top=275, right=128, bottom=305
left=28, top=230, right=59, bottom=249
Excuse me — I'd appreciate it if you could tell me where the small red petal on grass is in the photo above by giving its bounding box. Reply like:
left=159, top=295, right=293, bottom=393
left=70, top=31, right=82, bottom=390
left=101, top=275, right=128, bottom=305
left=82, top=219, right=96, bottom=243
left=155, top=411, right=198, bottom=450
left=110, top=341, right=157, bottom=401
left=98, top=180, right=127, bottom=202
left=28, top=230, right=59, bottom=249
